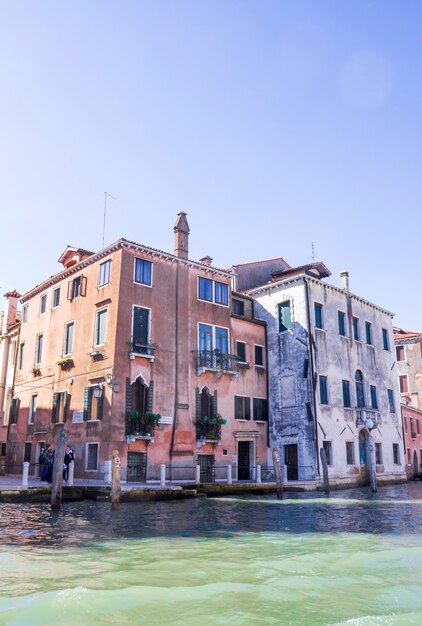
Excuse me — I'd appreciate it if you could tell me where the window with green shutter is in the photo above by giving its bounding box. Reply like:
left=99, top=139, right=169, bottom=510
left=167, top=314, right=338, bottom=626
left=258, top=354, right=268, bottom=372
left=278, top=301, right=292, bottom=332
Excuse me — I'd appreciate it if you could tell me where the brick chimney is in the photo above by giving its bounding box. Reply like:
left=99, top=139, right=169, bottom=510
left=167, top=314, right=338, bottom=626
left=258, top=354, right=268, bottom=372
left=340, top=271, right=350, bottom=291
left=199, top=256, right=213, bottom=267
left=174, top=212, right=190, bottom=260
left=2, top=290, right=21, bottom=334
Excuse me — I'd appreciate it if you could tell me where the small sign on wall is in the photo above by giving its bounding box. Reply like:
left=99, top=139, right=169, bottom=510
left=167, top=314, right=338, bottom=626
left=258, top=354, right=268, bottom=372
left=159, top=416, right=173, bottom=425
left=72, top=410, right=84, bottom=423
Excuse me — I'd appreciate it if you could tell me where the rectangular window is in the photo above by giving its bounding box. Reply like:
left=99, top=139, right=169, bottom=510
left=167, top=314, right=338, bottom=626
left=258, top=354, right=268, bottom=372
left=322, top=440, right=332, bottom=465
left=86, top=443, right=99, bottom=471
left=52, top=391, right=69, bottom=423
left=342, top=380, right=351, bottom=408
left=396, top=345, right=405, bottom=361
left=22, top=305, right=28, bottom=323
left=388, top=389, right=396, bottom=413
left=29, top=394, right=37, bottom=424
left=407, top=448, right=411, bottom=464
left=382, top=328, right=389, bottom=351
left=399, top=375, right=409, bottom=394
left=375, top=443, right=383, bottom=465
left=215, top=281, right=228, bottom=305
left=132, top=307, right=150, bottom=352
left=98, top=260, right=111, bottom=287
left=64, top=322, right=74, bottom=356
left=417, top=419, right=420, bottom=435
left=83, top=387, right=104, bottom=421
left=370, top=385, right=378, bottom=409
left=365, top=321, right=373, bottom=346
left=353, top=317, right=360, bottom=341
left=134, top=258, right=152, bottom=286
left=403, top=415, right=407, bottom=431
left=67, top=275, right=87, bottom=300
left=279, top=301, right=292, bottom=332
left=234, top=396, right=250, bottom=420
left=253, top=398, right=268, bottom=421
left=0, top=443, right=6, bottom=456
left=346, top=441, right=355, bottom=465
left=35, top=334, right=43, bottom=364
left=254, top=345, right=264, bottom=366
left=319, top=376, right=328, bottom=405
left=94, top=309, right=107, bottom=346
left=9, top=398, right=20, bottom=425
left=52, top=287, right=60, bottom=308
left=314, top=303, right=324, bottom=329
left=18, top=343, right=24, bottom=370
left=338, top=311, right=346, bottom=336
left=39, top=294, right=47, bottom=314
left=232, top=299, right=244, bottom=316
left=198, top=277, right=213, bottom=302
left=236, top=341, right=246, bottom=363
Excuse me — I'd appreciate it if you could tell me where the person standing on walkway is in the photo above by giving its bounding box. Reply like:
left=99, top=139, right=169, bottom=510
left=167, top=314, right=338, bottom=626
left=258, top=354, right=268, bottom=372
left=63, top=445, right=74, bottom=482
left=41, top=444, right=51, bottom=482
left=46, top=446, right=55, bottom=484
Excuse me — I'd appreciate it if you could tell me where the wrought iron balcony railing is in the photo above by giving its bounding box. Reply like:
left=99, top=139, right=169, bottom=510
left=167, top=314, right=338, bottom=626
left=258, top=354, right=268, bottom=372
left=130, top=342, right=157, bottom=357
left=193, top=350, right=241, bottom=373
left=196, top=417, right=222, bottom=442
left=125, top=412, right=156, bottom=438
left=356, top=408, right=381, bottom=429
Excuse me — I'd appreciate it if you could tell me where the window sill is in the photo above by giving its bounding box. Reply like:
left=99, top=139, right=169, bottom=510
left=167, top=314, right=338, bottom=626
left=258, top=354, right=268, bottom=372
left=133, top=281, right=152, bottom=289
left=254, top=420, right=268, bottom=424
left=86, top=420, right=99, bottom=423
left=254, top=364, right=265, bottom=370
left=366, top=344, right=375, bottom=349
left=130, top=352, right=155, bottom=362
left=315, top=327, right=326, bottom=332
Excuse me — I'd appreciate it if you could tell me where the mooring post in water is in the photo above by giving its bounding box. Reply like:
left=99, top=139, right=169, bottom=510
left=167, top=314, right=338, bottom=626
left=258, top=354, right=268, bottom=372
left=195, top=464, right=200, bottom=485
left=104, top=460, right=112, bottom=484
left=68, top=460, right=74, bottom=487
left=51, top=428, right=68, bottom=510
left=160, top=464, right=166, bottom=487
left=272, top=447, right=283, bottom=499
left=22, top=462, right=29, bottom=488
left=227, top=464, right=232, bottom=485
left=256, top=464, right=261, bottom=484
left=111, top=449, right=121, bottom=511
left=320, top=447, right=330, bottom=494
left=367, top=432, right=378, bottom=493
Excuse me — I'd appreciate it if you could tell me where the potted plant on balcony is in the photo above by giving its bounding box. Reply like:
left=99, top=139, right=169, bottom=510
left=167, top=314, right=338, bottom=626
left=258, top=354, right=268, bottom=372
left=57, top=357, right=74, bottom=371
left=32, top=367, right=41, bottom=377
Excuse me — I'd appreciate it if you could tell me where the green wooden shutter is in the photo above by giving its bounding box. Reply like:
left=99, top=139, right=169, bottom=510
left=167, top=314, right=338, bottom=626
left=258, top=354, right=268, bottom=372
left=147, top=381, right=154, bottom=412
left=125, top=378, right=133, bottom=413
left=63, top=391, right=69, bottom=422
left=245, top=397, right=251, bottom=420
left=195, top=388, right=201, bottom=420
left=81, top=276, right=87, bottom=297
left=210, top=390, right=217, bottom=418
left=83, top=387, right=91, bottom=421
left=52, top=393, right=59, bottom=423
left=97, top=390, right=104, bottom=420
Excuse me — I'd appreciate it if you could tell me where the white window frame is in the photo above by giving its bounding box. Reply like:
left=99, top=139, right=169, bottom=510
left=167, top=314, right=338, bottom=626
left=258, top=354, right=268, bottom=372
left=133, top=257, right=153, bottom=288
left=52, top=287, right=61, bottom=309
left=352, top=316, right=360, bottom=341
left=131, top=304, right=153, bottom=357
left=396, top=344, right=406, bottom=362
left=93, top=308, right=108, bottom=347
left=197, top=322, right=231, bottom=354
left=35, top=334, right=43, bottom=365
left=197, top=276, right=230, bottom=308
left=22, top=305, right=28, bottom=323
left=85, top=442, right=99, bottom=472
left=18, top=342, right=25, bottom=371
left=63, top=320, right=75, bottom=356
left=314, top=301, right=324, bottom=330
left=399, top=374, right=409, bottom=395
left=365, top=320, right=373, bottom=346
left=39, top=294, right=47, bottom=315
left=28, top=394, right=37, bottom=424
left=254, top=344, right=265, bottom=368
left=346, top=441, right=355, bottom=465
left=98, top=259, right=111, bottom=288
left=236, top=340, right=247, bottom=364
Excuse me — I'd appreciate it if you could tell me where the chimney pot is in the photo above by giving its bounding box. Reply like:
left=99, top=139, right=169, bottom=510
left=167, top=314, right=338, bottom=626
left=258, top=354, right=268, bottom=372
left=199, top=256, right=213, bottom=267
left=174, top=212, right=190, bottom=259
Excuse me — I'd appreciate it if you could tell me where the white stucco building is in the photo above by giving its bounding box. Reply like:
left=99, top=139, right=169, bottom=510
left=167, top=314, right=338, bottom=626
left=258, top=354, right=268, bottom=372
left=247, top=263, right=406, bottom=487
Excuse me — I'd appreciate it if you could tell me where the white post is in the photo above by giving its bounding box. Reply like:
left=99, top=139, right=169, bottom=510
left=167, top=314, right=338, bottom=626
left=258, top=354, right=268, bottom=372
left=104, top=460, right=112, bottom=485
left=22, top=462, right=29, bottom=488
left=195, top=464, right=201, bottom=485
left=256, top=464, right=261, bottom=484
left=283, top=465, right=288, bottom=483
left=68, top=461, right=74, bottom=487
left=227, top=464, right=232, bottom=485
left=160, top=464, right=166, bottom=487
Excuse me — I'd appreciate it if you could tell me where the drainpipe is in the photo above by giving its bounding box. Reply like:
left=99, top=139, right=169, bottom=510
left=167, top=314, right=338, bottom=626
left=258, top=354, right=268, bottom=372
left=304, top=277, right=320, bottom=477
left=169, top=263, right=179, bottom=462
left=264, top=321, right=270, bottom=449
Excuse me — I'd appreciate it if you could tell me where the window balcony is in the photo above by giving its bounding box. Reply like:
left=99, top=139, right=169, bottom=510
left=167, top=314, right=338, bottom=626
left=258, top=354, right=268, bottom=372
left=125, top=411, right=159, bottom=440
left=196, top=417, right=222, bottom=445
left=356, top=408, right=381, bottom=429
left=193, top=350, right=241, bottom=375
left=129, top=342, right=157, bottom=361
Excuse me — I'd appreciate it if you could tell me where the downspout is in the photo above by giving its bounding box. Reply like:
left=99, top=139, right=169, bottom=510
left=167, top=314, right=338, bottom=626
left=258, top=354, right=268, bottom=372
left=169, top=262, right=179, bottom=460
left=264, top=321, right=270, bottom=449
left=304, top=277, right=320, bottom=477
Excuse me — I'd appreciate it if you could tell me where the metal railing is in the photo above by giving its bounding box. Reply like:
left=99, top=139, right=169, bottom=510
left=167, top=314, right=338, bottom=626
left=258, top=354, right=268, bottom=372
left=130, top=342, right=157, bottom=356
left=195, top=419, right=222, bottom=443
left=193, top=350, right=241, bottom=372
left=125, top=414, right=155, bottom=438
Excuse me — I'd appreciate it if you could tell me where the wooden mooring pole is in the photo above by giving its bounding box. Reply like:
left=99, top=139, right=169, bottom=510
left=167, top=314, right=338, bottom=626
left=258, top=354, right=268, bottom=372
left=320, top=447, right=330, bottom=494
left=272, top=447, right=283, bottom=499
left=367, top=432, right=378, bottom=493
left=111, top=449, right=121, bottom=511
left=51, top=428, right=68, bottom=510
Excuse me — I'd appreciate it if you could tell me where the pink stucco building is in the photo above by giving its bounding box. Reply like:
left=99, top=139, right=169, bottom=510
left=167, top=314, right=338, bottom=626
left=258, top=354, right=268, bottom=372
left=3, top=214, right=268, bottom=481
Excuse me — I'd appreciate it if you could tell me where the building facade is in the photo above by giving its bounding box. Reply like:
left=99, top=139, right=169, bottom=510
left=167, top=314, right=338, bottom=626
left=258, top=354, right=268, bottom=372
left=248, top=265, right=406, bottom=486
left=401, top=403, right=422, bottom=479
left=4, top=214, right=268, bottom=481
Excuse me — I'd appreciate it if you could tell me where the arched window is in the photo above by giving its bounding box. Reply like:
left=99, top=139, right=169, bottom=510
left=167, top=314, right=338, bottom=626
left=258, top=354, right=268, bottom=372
left=355, top=370, right=365, bottom=408
left=200, top=387, right=212, bottom=419
left=133, top=377, right=148, bottom=414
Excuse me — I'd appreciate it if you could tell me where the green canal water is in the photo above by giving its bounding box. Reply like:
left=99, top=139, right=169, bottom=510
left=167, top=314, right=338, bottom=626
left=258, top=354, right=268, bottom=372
left=1, top=484, right=422, bottom=625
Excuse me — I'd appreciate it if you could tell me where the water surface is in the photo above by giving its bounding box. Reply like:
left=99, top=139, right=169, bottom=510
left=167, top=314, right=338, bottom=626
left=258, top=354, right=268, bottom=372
left=1, top=483, right=422, bottom=625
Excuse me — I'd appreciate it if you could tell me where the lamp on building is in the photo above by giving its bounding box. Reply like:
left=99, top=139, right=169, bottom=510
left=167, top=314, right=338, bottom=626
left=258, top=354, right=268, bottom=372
left=105, top=373, right=113, bottom=388
left=93, top=385, right=103, bottom=399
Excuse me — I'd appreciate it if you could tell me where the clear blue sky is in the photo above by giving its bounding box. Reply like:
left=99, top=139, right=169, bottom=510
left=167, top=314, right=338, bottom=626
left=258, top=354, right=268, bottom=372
left=1, top=1, right=420, bottom=329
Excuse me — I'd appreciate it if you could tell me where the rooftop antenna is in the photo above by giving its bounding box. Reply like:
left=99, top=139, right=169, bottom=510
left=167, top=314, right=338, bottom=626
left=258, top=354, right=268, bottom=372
left=311, top=241, right=316, bottom=262
left=102, top=192, right=117, bottom=248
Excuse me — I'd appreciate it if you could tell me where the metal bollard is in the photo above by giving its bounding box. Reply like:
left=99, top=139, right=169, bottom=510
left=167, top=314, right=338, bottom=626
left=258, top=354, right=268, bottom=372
left=195, top=464, right=201, bottom=485
left=227, top=464, right=232, bottom=485
left=160, top=464, right=166, bottom=487
left=104, top=460, right=112, bottom=485
left=256, top=464, right=261, bottom=484
left=68, top=461, right=74, bottom=487
left=22, top=462, right=29, bottom=488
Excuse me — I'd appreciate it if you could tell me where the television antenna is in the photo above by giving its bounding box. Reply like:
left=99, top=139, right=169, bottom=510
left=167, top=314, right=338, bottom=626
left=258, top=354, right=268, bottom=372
left=102, top=192, right=117, bottom=248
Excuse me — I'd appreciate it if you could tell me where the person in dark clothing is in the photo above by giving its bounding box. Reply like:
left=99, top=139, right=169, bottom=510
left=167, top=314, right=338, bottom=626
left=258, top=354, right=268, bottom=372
left=46, top=446, right=55, bottom=483
left=40, top=444, right=51, bottom=482
left=63, top=445, right=74, bottom=482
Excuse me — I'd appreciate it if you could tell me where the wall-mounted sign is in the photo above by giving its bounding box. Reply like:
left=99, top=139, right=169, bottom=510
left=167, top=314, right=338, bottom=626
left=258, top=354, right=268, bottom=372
left=159, top=415, right=173, bottom=425
left=72, top=410, right=84, bottom=424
